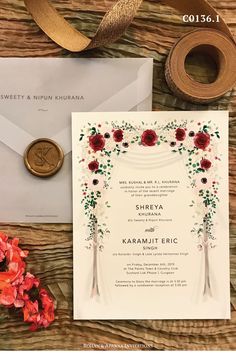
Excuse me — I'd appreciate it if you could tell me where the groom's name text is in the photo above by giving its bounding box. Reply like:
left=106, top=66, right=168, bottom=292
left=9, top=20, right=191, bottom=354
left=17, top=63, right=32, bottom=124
left=122, top=237, right=178, bottom=245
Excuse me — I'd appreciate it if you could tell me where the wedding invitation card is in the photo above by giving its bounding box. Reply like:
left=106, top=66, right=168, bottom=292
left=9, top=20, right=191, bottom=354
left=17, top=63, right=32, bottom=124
left=0, top=58, right=152, bottom=222
left=72, top=111, right=230, bottom=319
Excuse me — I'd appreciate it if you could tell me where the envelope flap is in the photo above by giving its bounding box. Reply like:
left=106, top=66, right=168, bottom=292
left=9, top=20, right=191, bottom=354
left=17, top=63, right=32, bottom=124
left=0, top=114, right=71, bottom=156
left=0, top=114, right=34, bottom=156
left=92, top=60, right=153, bottom=112
left=0, top=58, right=153, bottom=157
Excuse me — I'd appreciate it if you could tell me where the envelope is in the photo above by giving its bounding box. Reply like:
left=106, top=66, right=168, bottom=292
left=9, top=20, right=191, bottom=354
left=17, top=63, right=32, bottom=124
left=0, top=58, right=153, bottom=222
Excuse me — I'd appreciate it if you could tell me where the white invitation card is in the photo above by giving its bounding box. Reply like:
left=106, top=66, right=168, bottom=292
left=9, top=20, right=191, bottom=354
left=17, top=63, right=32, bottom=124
left=72, top=111, right=230, bottom=319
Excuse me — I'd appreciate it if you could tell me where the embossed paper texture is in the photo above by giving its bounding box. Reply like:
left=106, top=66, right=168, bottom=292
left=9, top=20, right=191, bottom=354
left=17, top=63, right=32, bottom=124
left=72, top=111, right=230, bottom=319
left=0, top=58, right=152, bottom=222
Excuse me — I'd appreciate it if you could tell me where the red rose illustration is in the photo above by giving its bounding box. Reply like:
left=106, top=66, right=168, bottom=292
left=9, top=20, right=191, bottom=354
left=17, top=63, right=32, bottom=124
left=194, top=132, right=210, bottom=150
left=89, top=134, right=105, bottom=152
left=113, top=129, right=124, bottom=142
left=200, top=159, right=212, bottom=170
left=175, top=128, right=186, bottom=141
left=88, top=160, right=99, bottom=172
left=141, top=130, right=158, bottom=146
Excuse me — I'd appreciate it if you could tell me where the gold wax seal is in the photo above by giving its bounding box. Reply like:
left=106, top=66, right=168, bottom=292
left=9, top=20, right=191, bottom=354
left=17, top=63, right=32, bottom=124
left=24, top=138, right=64, bottom=177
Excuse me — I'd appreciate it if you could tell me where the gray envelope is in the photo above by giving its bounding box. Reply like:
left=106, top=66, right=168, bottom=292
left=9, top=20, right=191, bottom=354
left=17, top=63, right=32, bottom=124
left=0, top=58, right=153, bottom=222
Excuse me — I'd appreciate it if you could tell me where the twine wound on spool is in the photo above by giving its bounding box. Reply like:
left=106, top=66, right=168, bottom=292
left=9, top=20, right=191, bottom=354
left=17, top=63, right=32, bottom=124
left=165, top=29, right=236, bottom=103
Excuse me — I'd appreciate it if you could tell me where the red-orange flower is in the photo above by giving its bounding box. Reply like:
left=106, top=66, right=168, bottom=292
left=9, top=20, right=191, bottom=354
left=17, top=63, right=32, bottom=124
left=0, top=233, right=27, bottom=290
left=23, top=299, right=39, bottom=324
left=0, top=233, right=55, bottom=331
left=0, top=285, right=17, bottom=306
left=23, top=288, right=55, bottom=331
left=39, top=288, right=55, bottom=326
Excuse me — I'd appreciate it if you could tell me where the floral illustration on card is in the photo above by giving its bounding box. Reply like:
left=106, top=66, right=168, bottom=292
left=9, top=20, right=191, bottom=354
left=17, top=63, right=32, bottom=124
left=78, top=118, right=221, bottom=297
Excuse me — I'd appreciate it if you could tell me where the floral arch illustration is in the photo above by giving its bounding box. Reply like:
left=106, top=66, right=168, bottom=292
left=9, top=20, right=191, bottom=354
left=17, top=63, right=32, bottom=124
left=78, top=118, right=221, bottom=297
